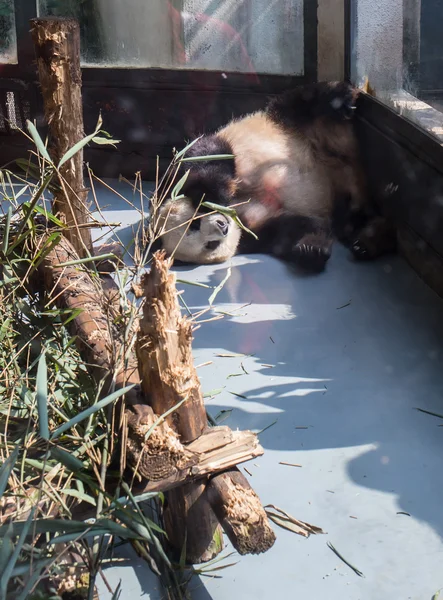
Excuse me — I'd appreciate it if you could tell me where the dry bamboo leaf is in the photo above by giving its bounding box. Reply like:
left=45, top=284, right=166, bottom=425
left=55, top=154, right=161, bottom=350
left=264, top=504, right=325, bottom=537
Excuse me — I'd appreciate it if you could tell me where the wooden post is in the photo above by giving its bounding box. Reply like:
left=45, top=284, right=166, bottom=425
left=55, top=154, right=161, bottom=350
left=30, top=17, right=92, bottom=257
left=137, top=251, right=223, bottom=564
left=207, top=468, right=276, bottom=555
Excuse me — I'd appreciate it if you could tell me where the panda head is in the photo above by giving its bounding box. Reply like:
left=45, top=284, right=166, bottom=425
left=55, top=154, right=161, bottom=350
left=156, top=197, right=242, bottom=264
left=154, top=134, right=242, bottom=264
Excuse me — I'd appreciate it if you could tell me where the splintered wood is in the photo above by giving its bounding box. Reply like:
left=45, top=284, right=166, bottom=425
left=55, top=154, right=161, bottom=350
left=135, top=251, right=275, bottom=562
left=136, top=251, right=207, bottom=443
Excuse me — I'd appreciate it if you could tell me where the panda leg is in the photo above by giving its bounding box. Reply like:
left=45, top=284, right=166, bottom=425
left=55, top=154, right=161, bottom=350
left=350, top=216, right=397, bottom=261
left=270, top=216, right=333, bottom=272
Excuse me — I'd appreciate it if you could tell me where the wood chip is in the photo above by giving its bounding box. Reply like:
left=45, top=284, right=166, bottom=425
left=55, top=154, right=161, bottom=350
left=279, top=462, right=302, bottom=468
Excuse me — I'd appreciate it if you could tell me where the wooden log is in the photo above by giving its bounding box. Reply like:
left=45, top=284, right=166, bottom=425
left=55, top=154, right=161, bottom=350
left=137, top=250, right=223, bottom=564
left=38, top=232, right=156, bottom=475
left=30, top=17, right=92, bottom=258
left=206, top=468, right=276, bottom=555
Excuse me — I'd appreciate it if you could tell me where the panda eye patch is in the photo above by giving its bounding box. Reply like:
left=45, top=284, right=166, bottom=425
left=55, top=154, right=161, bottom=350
left=189, top=218, right=201, bottom=231
left=206, top=240, right=221, bottom=251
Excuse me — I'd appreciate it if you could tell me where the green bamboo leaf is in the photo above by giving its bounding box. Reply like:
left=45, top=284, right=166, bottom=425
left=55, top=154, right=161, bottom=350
left=61, top=307, right=83, bottom=327
left=60, top=488, right=96, bottom=506
left=36, top=352, right=49, bottom=441
left=111, top=581, right=122, bottom=600
left=208, top=267, right=231, bottom=306
left=176, top=278, right=212, bottom=289
left=15, top=559, right=53, bottom=600
left=92, top=136, right=121, bottom=146
left=1, top=206, right=12, bottom=254
left=13, top=170, right=54, bottom=241
left=26, top=120, right=52, bottom=163
left=23, top=203, right=65, bottom=228
left=0, top=446, right=19, bottom=500
left=0, top=318, right=12, bottom=343
left=180, top=154, right=235, bottom=163
left=32, top=232, right=62, bottom=269
left=113, top=491, right=160, bottom=507
left=202, top=201, right=258, bottom=240
left=0, top=508, right=35, bottom=598
left=171, top=169, right=189, bottom=200
left=0, top=523, right=13, bottom=580
left=56, top=252, right=116, bottom=267
left=58, top=131, right=98, bottom=168
left=49, top=446, right=85, bottom=473
left=50, top=384, right=135, bottom=440
left=174, top=136, right=203, bottom=160
left=143, top=397, right=187, bottom=441
left=0, top=517, right=137, bottom=539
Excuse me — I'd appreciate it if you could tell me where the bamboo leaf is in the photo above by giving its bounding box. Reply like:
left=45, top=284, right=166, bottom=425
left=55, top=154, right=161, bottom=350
left=23, top=203, right=65, bottom=228
left=15, top=559, right=53, bottom=600
left=92, top=136, right=121, bottom=146
left=56, top=252, right=116, bottom=267
left=59, top=488, right=96, bottom=506
left=32, top=232, right=62, bottom=269
left=176, top=278, right=211, bottom=289
left=0, top=508, right=36, bottom=598
left=49, top=446, right=85, bottom=473
left=327, top=541, right=364, bottom=577
left=111, top=581, right=122, bottom=600
left=58, top=131, right=99, bottom=168
left=0, top=518, right=138, bottom=539
left=14, top=170, right=54, bottom=241
left=0, top=523, right=13, bottom=580
left=1, top=206, right=12, bottom=254
left=26, top=120, right=52, bottom=163
left=174, top=136, right=203, bottom=160
left=0, top=446, right=19, bottom=500
left=171, top=170, right=189, bottom=200
left=180, top=154, right=235, bottom=163
left=208, top=267, right=231, bottom=306
left=36, top=352, right=49, bottom=441
left=202, top=201, right=258, bottom=240
left=143, top=397, right=187, bottom=441
left=50, top=384, right=135, bottom=440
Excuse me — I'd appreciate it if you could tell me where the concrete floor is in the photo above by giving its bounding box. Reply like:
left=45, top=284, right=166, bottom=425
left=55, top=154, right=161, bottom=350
left=91, top=180, right=443, bottom=600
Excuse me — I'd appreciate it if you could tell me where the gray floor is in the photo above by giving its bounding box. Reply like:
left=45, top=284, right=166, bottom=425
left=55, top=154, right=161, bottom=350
left=89, top=180, right=443, bottom=600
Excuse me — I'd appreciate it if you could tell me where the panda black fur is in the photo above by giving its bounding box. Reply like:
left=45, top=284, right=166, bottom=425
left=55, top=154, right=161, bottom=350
left=155, top=81, right=396, bottom=270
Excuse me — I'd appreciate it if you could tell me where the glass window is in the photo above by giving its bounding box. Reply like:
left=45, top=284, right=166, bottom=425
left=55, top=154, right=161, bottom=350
left=0, top=0, right=17, bottom=64
left=37, top=0, right=304, bottom=75
left=351, top=0, right=443, bottom=143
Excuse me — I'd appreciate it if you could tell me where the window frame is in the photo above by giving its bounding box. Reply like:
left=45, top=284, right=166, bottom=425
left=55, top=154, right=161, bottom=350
left=345, top=0, right=443, bottom=178
left=0, top=0, right=317, bottom=178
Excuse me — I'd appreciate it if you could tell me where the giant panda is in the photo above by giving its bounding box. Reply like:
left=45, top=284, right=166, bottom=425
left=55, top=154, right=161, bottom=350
left=153, top=81, right=396, bottom=271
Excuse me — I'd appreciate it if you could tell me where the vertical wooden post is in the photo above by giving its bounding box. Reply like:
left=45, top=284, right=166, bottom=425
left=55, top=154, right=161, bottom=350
left=30, top=17, right=92, bottom=258
left=137, top=251, right=224, bottom=564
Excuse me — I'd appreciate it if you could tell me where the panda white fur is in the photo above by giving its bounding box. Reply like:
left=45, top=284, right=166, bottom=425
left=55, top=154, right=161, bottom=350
left=154, top=81, right=396, bottom=271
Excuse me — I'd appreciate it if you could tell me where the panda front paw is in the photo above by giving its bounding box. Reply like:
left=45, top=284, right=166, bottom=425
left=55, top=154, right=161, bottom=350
left=292, top=241, right=332, bottom=272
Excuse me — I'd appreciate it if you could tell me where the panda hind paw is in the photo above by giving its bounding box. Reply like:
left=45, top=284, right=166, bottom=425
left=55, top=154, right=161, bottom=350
left=292, top=241, right=331, bottom=272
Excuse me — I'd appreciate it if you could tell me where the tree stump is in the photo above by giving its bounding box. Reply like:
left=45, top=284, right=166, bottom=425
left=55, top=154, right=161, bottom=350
left=30, top=17, right=92, bottom=257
